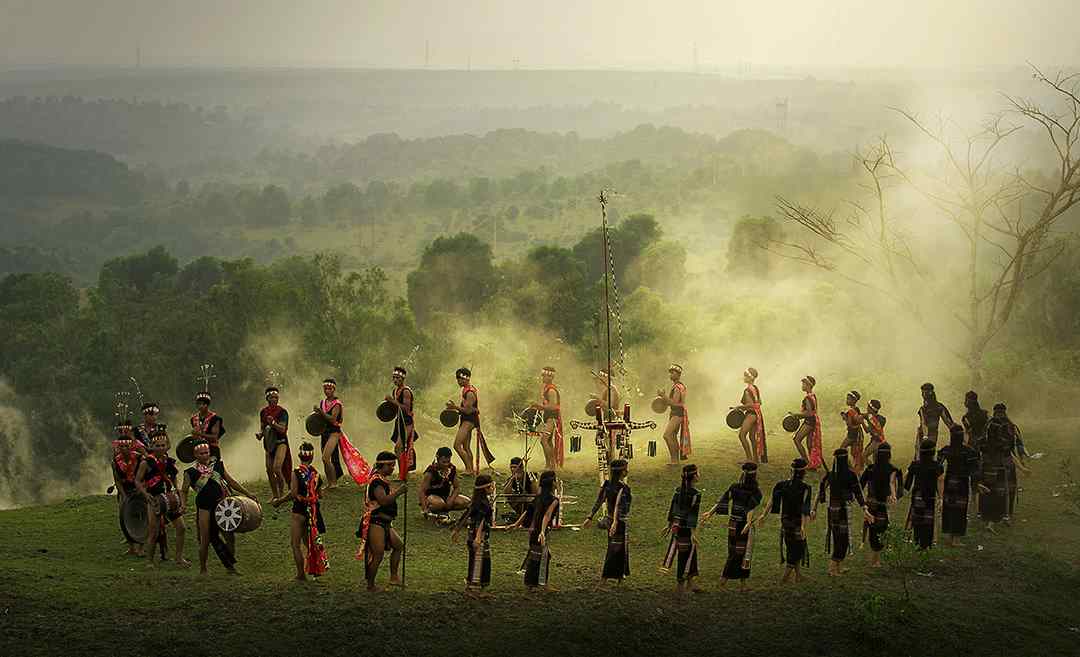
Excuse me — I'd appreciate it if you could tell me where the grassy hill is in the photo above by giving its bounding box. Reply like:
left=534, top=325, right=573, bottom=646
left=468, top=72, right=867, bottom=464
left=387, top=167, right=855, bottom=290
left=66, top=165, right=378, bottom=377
left=1, top=417, right=1078, bottom=657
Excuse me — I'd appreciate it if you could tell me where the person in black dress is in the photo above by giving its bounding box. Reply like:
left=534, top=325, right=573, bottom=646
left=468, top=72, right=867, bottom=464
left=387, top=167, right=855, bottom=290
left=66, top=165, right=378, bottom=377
left=994, top=403, right=1030, bottom=522
left=583, top=459, right=631, bottom=583
left=757, top=458, right=814, bottom=584
left=520, top=470, right=559, bottom=590
left=453, top=474, right=497, bottom=593
left=904, top=439, right=944, bottom=549
left=816, top=448, right=871, bottom=576
left=938, top=424, right=980, bottom=546
left=977, top=403, right=1030, bottom=531
left=661, top=464, right=702, bottom=592
left=135, top=429, right=188, bottom=567
left=179, top=440, right=256, bottom=575
left=361, top=451, right=406, bottom=591
left=859, top=443, right=902, bottom=568
left=703, top=462, right=763, bottom=589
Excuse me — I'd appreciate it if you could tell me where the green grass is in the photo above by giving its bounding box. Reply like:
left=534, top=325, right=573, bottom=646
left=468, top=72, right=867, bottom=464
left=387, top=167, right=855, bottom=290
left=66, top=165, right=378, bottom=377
left=2, top=418, right=1078, bottom=657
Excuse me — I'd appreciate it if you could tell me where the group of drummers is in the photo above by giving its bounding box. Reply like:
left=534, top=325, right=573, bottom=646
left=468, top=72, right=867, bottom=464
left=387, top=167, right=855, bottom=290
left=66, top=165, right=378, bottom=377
left=108, top=363, right=1031, bottom=590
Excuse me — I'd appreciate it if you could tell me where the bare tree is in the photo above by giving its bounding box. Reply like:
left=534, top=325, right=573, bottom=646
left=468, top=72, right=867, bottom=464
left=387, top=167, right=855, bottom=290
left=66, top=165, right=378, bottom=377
left=772, top=67, right=1080, bottom=385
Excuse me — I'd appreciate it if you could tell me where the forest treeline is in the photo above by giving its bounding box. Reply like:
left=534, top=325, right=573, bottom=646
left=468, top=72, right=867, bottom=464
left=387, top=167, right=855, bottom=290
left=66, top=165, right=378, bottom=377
left=0, top=96, right=297, bottom=167
left=0, top=128, right=845, bottom=281
left=0, top=207, right=687, bottom=502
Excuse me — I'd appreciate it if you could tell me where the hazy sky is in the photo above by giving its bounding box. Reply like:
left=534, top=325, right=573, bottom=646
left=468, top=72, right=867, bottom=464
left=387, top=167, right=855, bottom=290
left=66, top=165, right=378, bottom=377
left=3, top=0, right=1079, bottom=71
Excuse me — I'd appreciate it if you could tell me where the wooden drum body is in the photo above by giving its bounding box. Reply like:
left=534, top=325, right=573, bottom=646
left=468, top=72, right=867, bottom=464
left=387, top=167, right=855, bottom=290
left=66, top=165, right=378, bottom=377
left=214, top=496, right=263, bottom=533
left=157, top=491, right=181, bottom=516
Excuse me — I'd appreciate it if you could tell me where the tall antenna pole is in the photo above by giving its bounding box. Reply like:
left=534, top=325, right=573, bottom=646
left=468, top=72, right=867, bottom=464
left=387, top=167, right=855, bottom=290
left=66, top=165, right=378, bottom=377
left=599, top=191, right=613, bottom=418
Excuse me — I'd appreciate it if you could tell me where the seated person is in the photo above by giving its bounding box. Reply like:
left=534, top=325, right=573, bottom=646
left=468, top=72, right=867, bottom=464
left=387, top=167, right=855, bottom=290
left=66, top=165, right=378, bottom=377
left=502, top=456, right=539, bottom=525
left=420, top=447, right=470, bottom=517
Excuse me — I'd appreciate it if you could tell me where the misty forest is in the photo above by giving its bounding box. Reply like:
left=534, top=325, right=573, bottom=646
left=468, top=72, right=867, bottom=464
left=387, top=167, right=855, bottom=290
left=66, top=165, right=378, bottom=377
left=2, top=5, right=1080, bottom=657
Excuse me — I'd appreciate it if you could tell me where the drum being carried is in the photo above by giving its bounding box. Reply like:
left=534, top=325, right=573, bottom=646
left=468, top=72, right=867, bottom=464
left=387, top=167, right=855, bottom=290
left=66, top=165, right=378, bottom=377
left=305, top=411, right=329, bottom=437
left=439, top=408, right=460, bottom=428
left=726, top=408, right=747, bottom=430
left=215, top=496, right=263, bottom=533
left=176, top=435, right=197, bottom=464
left=120, top=496, right=150, bottom=544
left=156, top=491, right=181, bottom=517
left=781, top=414, right=800, bottom=433
left=376, top=400, right=397, bottom=423
left=650, top=396, right=668, bottom=414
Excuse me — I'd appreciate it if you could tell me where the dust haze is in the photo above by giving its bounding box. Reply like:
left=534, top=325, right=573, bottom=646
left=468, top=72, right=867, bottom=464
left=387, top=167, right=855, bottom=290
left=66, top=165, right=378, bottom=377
left=1, top=2, right=1078, bottom=508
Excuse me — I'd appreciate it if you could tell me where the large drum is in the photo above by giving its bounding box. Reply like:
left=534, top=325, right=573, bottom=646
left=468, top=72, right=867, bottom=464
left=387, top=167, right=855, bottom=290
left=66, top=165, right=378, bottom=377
left=120, top=496, right=149, bottom=544
left=782, top=414, right=801, bottom=433
left=305, top=411, right=330, bottom=437
left=726, top=408, right=747, bottom=430
left=439, top=408, right=460, bottom=428
left=376, top=400, right=397, bottom=423
left=156, top=491, right=181, bottom=517
left=176, top=435, right=197, bottom=464
left=650, top=396, right=668, bottom=414
left=215, top=496, right=263, bottom=533
left=520, top=407, right=543, bottom=432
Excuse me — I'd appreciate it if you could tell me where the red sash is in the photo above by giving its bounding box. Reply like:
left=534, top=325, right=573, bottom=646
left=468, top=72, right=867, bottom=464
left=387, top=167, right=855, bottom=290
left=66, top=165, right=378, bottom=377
left=543, top=383, right=565, bottom=466
left=143, top=455, right=172, bottom=491
left=320, top=398, right=369, bottom=485
left=868, top=414, right=887, bottom=443
left=320, top=398, right=342, bottom=427
left=297, top=464, right=328, bottom=576
left=807, top=393, right=823, bottom=470
left=746, top=384, right=767, bottom=462
left=671, top=382, right=692, bottom=458
left=113, top=451, right=139, bottom=483
left=462, top=384, right=495, bottom=469
left=355, top=473, right=390, bottom=561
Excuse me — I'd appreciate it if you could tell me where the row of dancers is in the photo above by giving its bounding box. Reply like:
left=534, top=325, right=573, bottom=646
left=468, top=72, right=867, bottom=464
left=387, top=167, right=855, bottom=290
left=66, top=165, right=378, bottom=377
left=110, top=394, right=1027, bottom=588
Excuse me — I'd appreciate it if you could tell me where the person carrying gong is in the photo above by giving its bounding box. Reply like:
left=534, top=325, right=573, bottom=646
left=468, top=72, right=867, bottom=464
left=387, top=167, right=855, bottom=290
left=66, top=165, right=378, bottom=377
left=313, top=378, right=344, bottom=488
left=657, top=364, right=691, bottom=465
left=789, top=376, right=823, bottom=470
left=385, top=366, right=417, bottom=470
left=447, top=367, right=480, bottom=476
left=259, top=386, right=292, bottom=504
